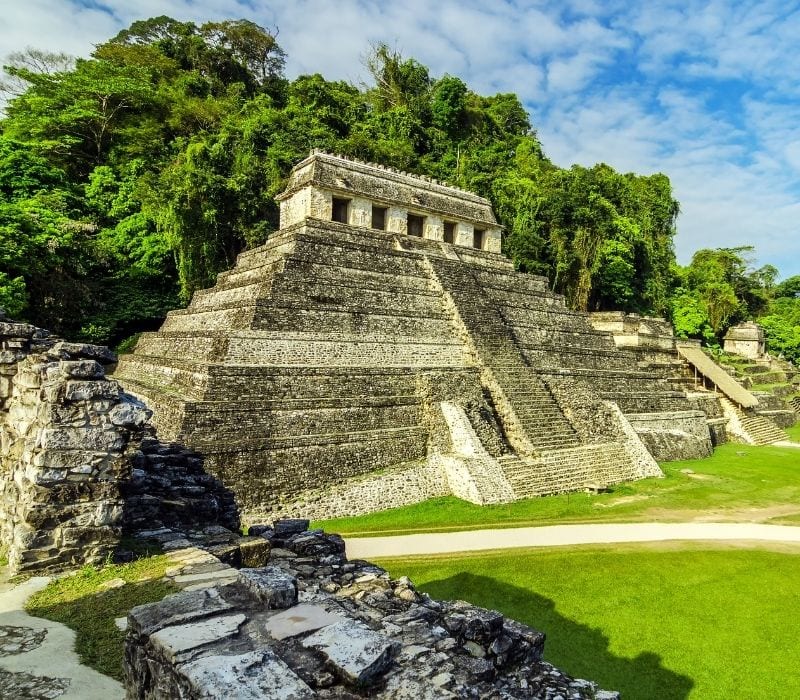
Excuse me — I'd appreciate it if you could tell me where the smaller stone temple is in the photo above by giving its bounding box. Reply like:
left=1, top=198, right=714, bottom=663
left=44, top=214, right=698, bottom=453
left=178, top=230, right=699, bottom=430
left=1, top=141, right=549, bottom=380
left=724, top=321, right=766, bottom=359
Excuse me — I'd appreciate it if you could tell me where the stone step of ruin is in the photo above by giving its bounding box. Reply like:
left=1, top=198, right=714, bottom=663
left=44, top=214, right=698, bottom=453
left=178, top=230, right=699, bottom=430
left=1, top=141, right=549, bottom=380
left=187, top=425, right=428, bottom=451
left=161, top=304, right=261, bottom=332
left=473, top=268, right=552, bottom=294
left=181, top=403, right=423, bottom=437
left=498, top=442, right=643, bottom=498
left=268, top=278, right=446, bottom=317
left=254, top=307, right=456, bottom=338
left=113, top=355, right=211, bottom=400
left=206, top=257, right=286, bottom=295
left=281, top=256, right=437, bottom=294
left=187, top=280, right=275, bottom=312
left=725, top=400, right=787, bottom=445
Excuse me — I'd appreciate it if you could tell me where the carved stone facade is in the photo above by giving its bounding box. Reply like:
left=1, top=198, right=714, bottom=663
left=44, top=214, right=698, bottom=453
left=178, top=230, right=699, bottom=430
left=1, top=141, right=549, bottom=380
left=114, top=153, right=717, bottom=521
left=277, top=151, right=503, bottom=253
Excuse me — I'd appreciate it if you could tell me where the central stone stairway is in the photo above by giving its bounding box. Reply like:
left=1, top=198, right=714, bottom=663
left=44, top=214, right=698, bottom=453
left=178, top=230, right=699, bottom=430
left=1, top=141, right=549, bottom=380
left=497, top=443, right=647, bottom=498
left=426, top=255, right=650, bottom=495
left=426, top=257, right=578, bottom=452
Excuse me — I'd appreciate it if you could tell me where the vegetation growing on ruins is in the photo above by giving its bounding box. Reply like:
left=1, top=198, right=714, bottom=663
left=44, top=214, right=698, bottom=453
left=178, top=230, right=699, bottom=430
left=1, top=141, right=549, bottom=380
left=317, top=440, right=800, bottom=535
left=0, top=16, right=797, bottom=358
left=379, top=544, right=800, bottom=699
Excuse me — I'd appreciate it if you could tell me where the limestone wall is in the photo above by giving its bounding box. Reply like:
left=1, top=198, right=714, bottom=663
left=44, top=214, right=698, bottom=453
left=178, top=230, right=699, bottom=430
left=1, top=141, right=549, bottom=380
left=0, top=317, right=239, bottom=574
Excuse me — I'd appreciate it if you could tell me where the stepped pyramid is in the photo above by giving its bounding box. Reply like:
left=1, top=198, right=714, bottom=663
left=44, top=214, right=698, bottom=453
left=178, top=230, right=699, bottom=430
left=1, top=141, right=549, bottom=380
left=114, top=152, right=709, bottom=520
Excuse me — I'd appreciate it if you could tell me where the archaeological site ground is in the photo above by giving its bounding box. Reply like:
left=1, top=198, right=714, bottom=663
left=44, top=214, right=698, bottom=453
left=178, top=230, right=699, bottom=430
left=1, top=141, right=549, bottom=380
left=1, top=152, right=799, bottom=699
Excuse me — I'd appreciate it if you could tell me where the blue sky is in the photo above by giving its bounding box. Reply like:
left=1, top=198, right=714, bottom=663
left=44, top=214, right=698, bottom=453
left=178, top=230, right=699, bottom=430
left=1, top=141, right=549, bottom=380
left=2, top=0, right=800, bottom=279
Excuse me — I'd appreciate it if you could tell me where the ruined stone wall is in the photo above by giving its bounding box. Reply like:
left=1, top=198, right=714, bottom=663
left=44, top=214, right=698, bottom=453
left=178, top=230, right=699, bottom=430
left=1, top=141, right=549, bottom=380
left=124, top=521, right=620, bottom=699
left=0, top=317, right=239, bottom=574
left=0, top=320, right=146, bottom=572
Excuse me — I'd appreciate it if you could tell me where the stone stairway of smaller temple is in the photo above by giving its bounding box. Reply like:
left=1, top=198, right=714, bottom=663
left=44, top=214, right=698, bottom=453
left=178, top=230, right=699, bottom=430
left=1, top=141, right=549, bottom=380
left=790, top=396, right=800, bottom=413
left=728, top=401, right=787, bottom=445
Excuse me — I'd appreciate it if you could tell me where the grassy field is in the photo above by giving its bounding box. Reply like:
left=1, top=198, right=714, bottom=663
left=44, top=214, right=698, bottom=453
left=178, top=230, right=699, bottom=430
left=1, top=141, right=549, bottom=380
left=379, top=544, right=800, bottom=700
left=316, top=440, right=800, bottom=536
left=26, top=554, right=177, bottom=680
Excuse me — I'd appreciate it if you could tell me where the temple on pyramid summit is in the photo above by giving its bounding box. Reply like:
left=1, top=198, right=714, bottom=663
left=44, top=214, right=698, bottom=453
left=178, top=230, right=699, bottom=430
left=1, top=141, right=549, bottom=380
left=113, top=151, right=715, bottom=521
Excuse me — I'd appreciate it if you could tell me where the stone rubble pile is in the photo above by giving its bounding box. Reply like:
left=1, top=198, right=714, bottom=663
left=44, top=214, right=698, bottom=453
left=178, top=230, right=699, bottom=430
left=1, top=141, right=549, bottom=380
left=125, top=521, right=619, bottom=699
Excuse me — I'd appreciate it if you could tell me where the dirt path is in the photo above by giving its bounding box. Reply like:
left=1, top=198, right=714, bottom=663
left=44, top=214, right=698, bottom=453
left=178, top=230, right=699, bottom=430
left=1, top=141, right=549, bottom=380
left=345, top=522, right=800, bottom=559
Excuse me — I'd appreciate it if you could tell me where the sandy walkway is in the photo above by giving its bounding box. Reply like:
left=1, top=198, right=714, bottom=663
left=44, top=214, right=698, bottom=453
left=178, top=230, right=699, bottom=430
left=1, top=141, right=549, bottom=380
left=345, top=522, right=800, bottom=559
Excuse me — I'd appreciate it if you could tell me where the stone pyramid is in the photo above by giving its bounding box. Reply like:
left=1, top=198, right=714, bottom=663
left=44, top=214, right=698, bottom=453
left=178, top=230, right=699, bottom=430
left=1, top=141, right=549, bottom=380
left=114, top=152, right=710, bottom=520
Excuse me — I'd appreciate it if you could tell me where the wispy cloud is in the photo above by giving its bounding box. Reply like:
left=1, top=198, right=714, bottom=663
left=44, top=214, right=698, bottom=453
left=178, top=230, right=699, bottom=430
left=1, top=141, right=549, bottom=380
left=1, top=0, right=798, bottom=277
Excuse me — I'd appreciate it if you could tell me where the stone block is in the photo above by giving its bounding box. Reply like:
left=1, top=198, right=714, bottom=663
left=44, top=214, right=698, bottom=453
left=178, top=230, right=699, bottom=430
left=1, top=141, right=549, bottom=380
left=108, top=395, right=151, bottom=427
left=129, top=588, right=234, bottom=636
left=180, top=649, right=315, bottom=700
left=39, top=426, right=125, bottom=452
left=301, top=619, right=400, bottom=685
left=238, top=536, right=271, bottom=568
left=273, top=518, right=309, bottom=537
left=264, top=603, right=343, bottom=640
left=50, top=341, right=117, bottom=364
left=64, top=380, right=120, bottom=402
left=58, top=360, right=105, bottom=379
left=149, top=613, right=246, bottom=661
left=238, top=567, right=297, bottom=609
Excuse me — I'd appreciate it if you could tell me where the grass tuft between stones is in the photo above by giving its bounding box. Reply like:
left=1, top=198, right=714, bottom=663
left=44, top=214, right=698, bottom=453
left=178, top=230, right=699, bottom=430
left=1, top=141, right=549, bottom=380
left=25, top=554, right=178, bottom=680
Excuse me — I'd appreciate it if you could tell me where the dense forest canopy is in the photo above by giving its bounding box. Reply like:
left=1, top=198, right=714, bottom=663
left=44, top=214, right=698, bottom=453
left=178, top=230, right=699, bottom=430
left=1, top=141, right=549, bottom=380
left=0, top=16, right=797, bottom=361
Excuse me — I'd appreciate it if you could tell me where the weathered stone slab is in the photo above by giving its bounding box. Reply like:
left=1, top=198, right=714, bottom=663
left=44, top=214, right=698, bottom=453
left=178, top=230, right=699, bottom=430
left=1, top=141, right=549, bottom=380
left=273, top=518, right=310, bottom=537
left=180, top=649, right=315, bottom=700
left=238, top=536, right=271, bottom=567
left=64, top=380, right=120, bottom=402
left=108, top=396, right=151, bottom=427
left=173, top=569, right=239, bottom=588
left=301, top=619, right=400, bottom=685
left=50, top=341, right=117, bottom=364
left=57, top=360, right=105, bottom=379
left=264, top=604, right=343, bottom=640
left=129, top=588, right=234, bottom=636
left=150, top=613, right=246, bottom=661
left=238, top=567, right=298, bottom=609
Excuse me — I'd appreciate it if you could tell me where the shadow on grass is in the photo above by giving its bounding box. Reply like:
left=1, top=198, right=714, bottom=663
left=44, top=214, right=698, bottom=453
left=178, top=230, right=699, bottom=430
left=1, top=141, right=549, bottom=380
left=26, top=578, right=176, bottom=680
left=420, top=572, right=694, bottom=700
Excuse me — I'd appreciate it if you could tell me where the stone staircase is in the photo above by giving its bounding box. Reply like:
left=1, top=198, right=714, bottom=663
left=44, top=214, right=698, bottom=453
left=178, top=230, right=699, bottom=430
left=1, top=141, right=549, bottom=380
left=720, top=397, right=786, bottom=445
left=426, top=257, right=579, bottom=454
left=497, top=442, right=643, bottom=498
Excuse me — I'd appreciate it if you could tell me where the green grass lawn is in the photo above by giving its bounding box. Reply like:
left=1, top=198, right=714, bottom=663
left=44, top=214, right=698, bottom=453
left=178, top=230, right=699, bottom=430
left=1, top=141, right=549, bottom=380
left=379, top=544, right=800, bottom=700
left=316, top=441, right=800, bottom=536
left=26, top=554, right=177, bottom=680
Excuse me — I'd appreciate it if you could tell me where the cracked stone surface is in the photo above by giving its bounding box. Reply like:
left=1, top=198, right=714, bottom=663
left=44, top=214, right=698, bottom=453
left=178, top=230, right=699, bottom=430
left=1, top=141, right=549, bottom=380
left=0, top=625, right=47, bottom=656
left=0, top=668, right=70, bottom=699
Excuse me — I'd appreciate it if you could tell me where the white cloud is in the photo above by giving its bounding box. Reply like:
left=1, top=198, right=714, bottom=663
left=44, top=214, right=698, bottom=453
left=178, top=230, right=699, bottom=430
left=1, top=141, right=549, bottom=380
left=1, top=0, right=798, bottom=278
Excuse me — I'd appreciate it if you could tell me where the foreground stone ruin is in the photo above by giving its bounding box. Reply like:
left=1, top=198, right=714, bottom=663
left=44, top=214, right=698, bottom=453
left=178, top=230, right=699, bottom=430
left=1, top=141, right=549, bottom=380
left=125, top=520, right=619, bottom=699
left=114, top=151, right=726, bottom=521
left=0, top=314, right=237, bottom=574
